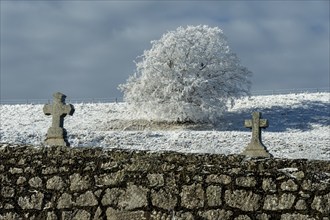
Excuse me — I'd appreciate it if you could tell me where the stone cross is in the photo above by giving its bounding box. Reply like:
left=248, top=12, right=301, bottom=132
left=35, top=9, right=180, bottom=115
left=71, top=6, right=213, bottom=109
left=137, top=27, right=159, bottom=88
left=241, top=112, right=272, bottom=157
left=43, top=92, right=74, bottom=146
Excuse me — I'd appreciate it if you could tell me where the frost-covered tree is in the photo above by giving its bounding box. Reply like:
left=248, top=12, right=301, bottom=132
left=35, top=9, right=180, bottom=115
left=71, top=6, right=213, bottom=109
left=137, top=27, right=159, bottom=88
left=119, top=25, right=252, bottom=123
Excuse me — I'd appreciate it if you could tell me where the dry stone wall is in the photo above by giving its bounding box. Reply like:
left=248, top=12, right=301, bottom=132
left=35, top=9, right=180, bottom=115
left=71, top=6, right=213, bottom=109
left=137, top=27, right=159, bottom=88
left=0, top=144, right=329, bottom=220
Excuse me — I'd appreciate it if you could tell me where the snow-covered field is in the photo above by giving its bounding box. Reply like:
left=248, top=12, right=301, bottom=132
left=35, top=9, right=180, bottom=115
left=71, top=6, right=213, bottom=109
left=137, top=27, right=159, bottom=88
left=0, top=93, right=329, bottom=160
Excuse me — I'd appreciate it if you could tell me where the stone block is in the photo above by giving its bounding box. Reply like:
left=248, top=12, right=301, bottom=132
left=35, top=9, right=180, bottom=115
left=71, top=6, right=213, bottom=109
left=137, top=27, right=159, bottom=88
left=181, top=183, right=204, bottom=209
left=46, top=211, right=58, bottom=220
left=9, top=167, right=23, bottom=174
left=17, top=176, right=27, bottom=185
left=206, top=185, right=222, bottom=207
left=150, top=211, right=171, bottom=220
left=61, top=211, right=73, bottom=220
left=69, top=173, right=91, bottom=192
left=224, top=190, right=261, bottom=211
left=263, top=193, right=296, bottom=210
left=280, top=213, right=316, bottom=220
left=1, top=186, right=15, bottom=198
left=76, top=191, right=98, bottom=206
left=280, top=179, right=298, bottom=191
left=106, top=208, right=149, bottom=220
left=72, top=210, right=91, bottom=220
left=28, top=177, right=43, bottom=188
left=93, top=207, right=103, bottom=220
left=118, top=184, right=148, bottom=210
left=174, top=211, right=194, bottom=220
left=46, top=176, right=64, bottom=191
left=295, top=199, right=307, bottom=210
left=57, top=193, right=73, bottom=209
left=235, top=215, right=251, bottom=220
left=4, top=203, right=14, bottom=209
left=198, top=209, right=233, bottom=220
left=151, top=188, right=177, bottom=210
left=256, top=213, right=270, bottom=220
left=42, top=166, right=58, bottom=175
left=150, top=210, right=194, bottom=220
left=18, top=191, right=44, bottom=210
left=0, top=213, right=20, bottom=220
left=291, top=171, right=305, bottom=180
left=206, top=174, right=231, bottom=184
left=94, top=171, right=125, bottom=186
left=235, top=177, right=257, bottom=187
left=148, top=173, right=164, bottom=187
left=311, top=193, right=330, bottom=214
left=101, top=188, right=124, bottom=206
left=262, top=178, right=277, bottom=192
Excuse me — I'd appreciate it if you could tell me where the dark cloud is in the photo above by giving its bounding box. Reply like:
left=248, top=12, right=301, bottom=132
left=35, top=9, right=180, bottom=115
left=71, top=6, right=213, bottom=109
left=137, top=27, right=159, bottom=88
left=1, top=1, right=329, bottom=100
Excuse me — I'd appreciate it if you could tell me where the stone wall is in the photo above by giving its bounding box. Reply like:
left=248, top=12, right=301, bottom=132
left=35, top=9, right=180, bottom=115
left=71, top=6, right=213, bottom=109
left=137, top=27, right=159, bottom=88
left=0, top=144, right=329, bottom=220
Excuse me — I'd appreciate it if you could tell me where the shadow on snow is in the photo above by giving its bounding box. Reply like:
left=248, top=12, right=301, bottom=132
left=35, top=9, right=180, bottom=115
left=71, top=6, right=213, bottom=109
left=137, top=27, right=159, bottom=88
left=216, top=100, right=330, bottom=132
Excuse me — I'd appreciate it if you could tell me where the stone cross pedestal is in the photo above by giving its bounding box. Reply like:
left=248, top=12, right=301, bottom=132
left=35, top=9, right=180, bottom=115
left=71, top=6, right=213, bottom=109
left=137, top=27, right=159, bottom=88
left=43, top=92, right=74, bottom=146
left=241, top=112, right=272, bottom=157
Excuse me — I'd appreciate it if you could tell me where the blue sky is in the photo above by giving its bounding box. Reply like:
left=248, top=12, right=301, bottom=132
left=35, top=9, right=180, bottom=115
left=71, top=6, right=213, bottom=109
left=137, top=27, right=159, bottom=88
left=1, top=1, right=329, bottom=100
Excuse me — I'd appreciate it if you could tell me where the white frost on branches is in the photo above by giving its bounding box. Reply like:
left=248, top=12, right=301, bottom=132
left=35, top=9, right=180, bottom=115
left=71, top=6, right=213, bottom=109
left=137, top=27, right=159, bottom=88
left=119, top=25, right=252, bottom=123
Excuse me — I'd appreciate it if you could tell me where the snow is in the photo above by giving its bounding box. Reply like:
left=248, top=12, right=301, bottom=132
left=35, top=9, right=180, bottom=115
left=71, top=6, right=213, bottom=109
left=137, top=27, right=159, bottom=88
left=0, top=92, right=329, bottom=160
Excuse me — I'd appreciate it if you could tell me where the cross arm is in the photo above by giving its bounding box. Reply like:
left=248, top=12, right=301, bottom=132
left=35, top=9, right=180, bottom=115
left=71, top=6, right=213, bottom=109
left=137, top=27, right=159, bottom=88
left=244, top=119, right=252, bottom=128
left=244, top=119, right=268, bottom=128
left=260, top=119, right=269, bottom=128
left=63, top=104, right=75, bottom=116
left=43, top=104, right=52, bottom=115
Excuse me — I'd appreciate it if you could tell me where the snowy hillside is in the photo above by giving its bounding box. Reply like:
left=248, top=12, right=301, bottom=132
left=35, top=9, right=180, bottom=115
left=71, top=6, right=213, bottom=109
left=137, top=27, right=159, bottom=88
left=0, top=93, right=329, bottom=160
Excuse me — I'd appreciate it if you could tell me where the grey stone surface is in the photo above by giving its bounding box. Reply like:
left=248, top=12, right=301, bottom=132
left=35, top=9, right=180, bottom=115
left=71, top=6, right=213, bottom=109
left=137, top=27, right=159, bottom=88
left=61, top=211, right=73, bottom=220
left=225, top=190, right=261, bottom=211
left=76, top=191, right=98, bottom=206
left=151, top=188, right=177, bottom=210
left=206, top=174, right=232, bottom=184
left=206, top=185, right=222, bottom=206
left=46, top=176, right=64, bottom=190
left=235, top=215, right=252, bottom=220
left=295, top=199, right=307, bottom=210
left=106, top=208, right=149, bottom=220
left=57, top=193, right=73, bottom=209
left=43, top=92, right=74, bottom=146
left=69, top=173, right=91, bottom=192
left=72, top=209, right=91, bottom=220
left=262, top=178, right=277, bottom=192
left=118, top=184, right=148, bottom=210
left=256, top=213, right=270, bottom=220
left=242, top=112, right=272, bottom=157
left=311, top=193, right=330, bottom=213
left=9, top=167, right=23, bottom=174
left=16, top=176, right=26, bottom=185
left=181, top=183, right=204, bottom=209
left=280, top=213, right=316, bottom=220
left=93, top=207, right=103, bottom=220
left=94, top=171, right=125, bottom=186
left=235, top=176, right=257, bottom=187
left=46, top=211, right=57, bottom=220
left=281, top=179, right=298, bottom=191
left=148, top=173, right=164, bottom=187
left=0, top=213, right=20, bottom=220
left=263, top=193, right=296, bottom=210
left=1, top=144, right=330, bottom=219
left=199, top=209, right=233, bottom=220
left=1, top=186, right=15, bottom=198
left=101, top=188, right=124, bottom=206
left=18, top=191, right=44, bottom=210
